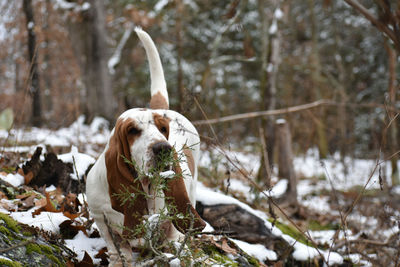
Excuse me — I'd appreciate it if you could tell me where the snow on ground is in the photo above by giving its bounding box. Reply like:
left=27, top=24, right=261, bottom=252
left=0, top=172, right=24, bottom=187
left=197, top=182, right=344, bottom=265
left=58, top=146, right=95, bottom=180
left=64, top=231, right=107, bottom=264
left=1, top=118, right=398, bottom=265
left=10, top=209, right=70, bottom=233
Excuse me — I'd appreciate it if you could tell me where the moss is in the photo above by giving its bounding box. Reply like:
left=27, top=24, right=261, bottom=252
left=0, top=213, right=21, bottom=233
left=0, top=225, right=11, bottom=235
left=270, top=219, right=311, bottom=247
left=22, top=231, right=33, bottom=237
left=0, top=258, right=22, bottom=267
left=202, top=244, right=239, bottom=266
left=308, top=220, right=339, bottom=231
left=25, top=243, right=42, bottom=255
left=25, top=243, right=65, bottom=266
left=51, top=244, right=62, bottom=254
left=247, top=256, right=260, bottom=266
left=46, top=254, right=63, bottom=267
left=39, top=244, right=53, bottom=255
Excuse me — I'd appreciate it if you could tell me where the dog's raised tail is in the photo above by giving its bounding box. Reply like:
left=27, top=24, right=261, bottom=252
left=135, top=27, right=169, bottom=109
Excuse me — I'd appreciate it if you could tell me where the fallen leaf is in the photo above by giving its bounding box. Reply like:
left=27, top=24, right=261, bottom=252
left=0, top=191, right=8, bottom=200
left=20, top=194, right=36, bottom=209
left=34, top=197, right=47, bottom=208
left=75, top=251, right=94, bottom=267
left=94, top=247, right=109, bottom=266
left=220, top=238, right=237, bottom=255
left=32, top=192, right=59, bottom=217
left=59, top=220, right=88, bottom=239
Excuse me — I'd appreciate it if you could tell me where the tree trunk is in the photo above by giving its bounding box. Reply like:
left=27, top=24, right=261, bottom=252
left=175, top=0, right=185, bottom=114
left=384, top=38, right=399, bottom=186
left=64, top=0, right=115, bottom=123
left=43, top=0, right=53, bottom=116
left=23, top=0, right=42, bottom=127
left=257, top=0, right=281, bottom=184
left=309, top=0, right=328, bottom=159
left=276, top=119, right=297, bottom=205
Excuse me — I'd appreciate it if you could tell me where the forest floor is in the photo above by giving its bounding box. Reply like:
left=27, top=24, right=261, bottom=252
left=0, top=116, right=399, bottom=266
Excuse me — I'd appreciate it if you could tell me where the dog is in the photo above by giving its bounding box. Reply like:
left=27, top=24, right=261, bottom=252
left=86, top=28, right=206, bottom=266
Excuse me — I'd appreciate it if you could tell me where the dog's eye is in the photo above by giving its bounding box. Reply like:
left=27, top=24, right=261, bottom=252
left=128, top=127, right=141, bottom=135
left=160, top=126, right=167, bottom=134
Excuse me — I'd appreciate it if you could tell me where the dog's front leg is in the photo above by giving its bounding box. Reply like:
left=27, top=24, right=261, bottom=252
left=93, top=213, right=134, bottom=266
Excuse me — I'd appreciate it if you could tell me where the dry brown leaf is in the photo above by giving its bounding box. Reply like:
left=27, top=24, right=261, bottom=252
left=18, top=168, right=34, bottom=184
left=34, top=197, right=47, bottom=208
left=94, top=247, right=109, bottom=266
left=20, top=194, right=36, bottom=209
left=0, top=191, right=8, bottom=200
left=32, top=192, right=60, bottom=217
left=220, top=238, right=237, bottom=255
left=75, top=251, right=94, bottom=267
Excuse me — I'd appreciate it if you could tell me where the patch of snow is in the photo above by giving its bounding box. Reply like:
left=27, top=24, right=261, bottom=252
left=197, top=183, right=344, bottom=264
left=10, top=209, right=70, bottom=233
left=0, top=255, right=12, bottom=261
left=64, top=231, right=107, bottom=264
left=81, top=2, right=90, bottom=10
left=231, top=238, right=277, bottom=261
left=160, top=170, right=175, bottom=179
left=269, top=19, right=277, bottom=34
left=58, top=146, right=95, bottom=180
left=46, top=185, right=57, bottom=192
left=274, top=8, right=284, bottom=20
left=154, top=0, right=169, bottom=12
left=0, top=173, right=24, bottom=187
left=264, top=179, right=288, bottom=198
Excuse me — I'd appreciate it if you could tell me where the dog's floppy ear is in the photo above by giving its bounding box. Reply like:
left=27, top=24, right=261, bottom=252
left=164, top=151, right=206, bottom=233
left=105, top=118, right=148, bottom=237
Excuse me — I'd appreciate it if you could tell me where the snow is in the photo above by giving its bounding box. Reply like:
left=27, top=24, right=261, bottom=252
left=196, top=182, right=345, bottom=264
left=58, top=146, right=95, bottom=180
left=231, top=238, right=277, bottom=261
left=64, top=231, right=107, bottom=264
left=269, top=19, right=278, bottom=34
left=10, top=209, right=70, bottom=233
left=264, top=179, right=288, bottom=198
left=159, top=170, right=175, bottom=179
left=1, top=118, right=396, bottom=264
left=0, top=173, right=24, bottom=187
left=154, top=0, right=169, bottom=12
left=274, top=8, right=284, bottom=20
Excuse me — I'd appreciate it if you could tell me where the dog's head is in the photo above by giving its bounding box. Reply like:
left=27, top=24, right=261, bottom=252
left=105, top=109, right=205, bottom=237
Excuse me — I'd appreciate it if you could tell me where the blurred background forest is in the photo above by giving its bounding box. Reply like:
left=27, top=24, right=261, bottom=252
left=0, top=0, right=399, bottom=180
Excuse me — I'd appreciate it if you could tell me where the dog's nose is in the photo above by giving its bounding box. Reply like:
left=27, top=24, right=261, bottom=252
left=152, top=142, right=172, bottom=156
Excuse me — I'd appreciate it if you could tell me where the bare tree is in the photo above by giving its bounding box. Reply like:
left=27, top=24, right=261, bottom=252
left=60, top=0, right=116, bottom=123
left=257, top=0, right=283, bottom=183
left=23, top=0, right=42, bottom=126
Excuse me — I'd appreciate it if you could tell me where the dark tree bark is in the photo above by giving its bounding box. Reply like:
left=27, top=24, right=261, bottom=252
left=257, top=0, right=281, bottom=184
left=276, top=120, right=297, bottom=205
left=23, top=0, right=42, bottom=127
left=63, top=0, right=115, bottom=123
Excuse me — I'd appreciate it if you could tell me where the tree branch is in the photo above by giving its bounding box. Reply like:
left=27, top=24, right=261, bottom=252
left=343, top=0, right=400, bottom=51
left=193, top=99, right=399, bottom=125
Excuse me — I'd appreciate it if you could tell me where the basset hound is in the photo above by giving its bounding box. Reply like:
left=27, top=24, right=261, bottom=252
left=86, top=28, right=206, bottom=266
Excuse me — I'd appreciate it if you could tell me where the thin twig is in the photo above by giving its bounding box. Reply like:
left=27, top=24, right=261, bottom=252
left=0, top=238, right=34, bottom=253
left=193, top=99, right=399, bottom=125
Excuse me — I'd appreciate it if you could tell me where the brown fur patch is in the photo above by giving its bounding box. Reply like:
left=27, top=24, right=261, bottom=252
left=183, top=146, right=195, bottom=178
left=163, top=150, right=206, bottom=232
left=105, top=118, right=148, bottom=238
left=150, top=91, right=169, bottom=109
left=153, top=113, right=170, bottom=139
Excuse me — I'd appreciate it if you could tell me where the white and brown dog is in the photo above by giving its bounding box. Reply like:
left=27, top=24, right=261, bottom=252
left=86, top=28, right=205, bottom=266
